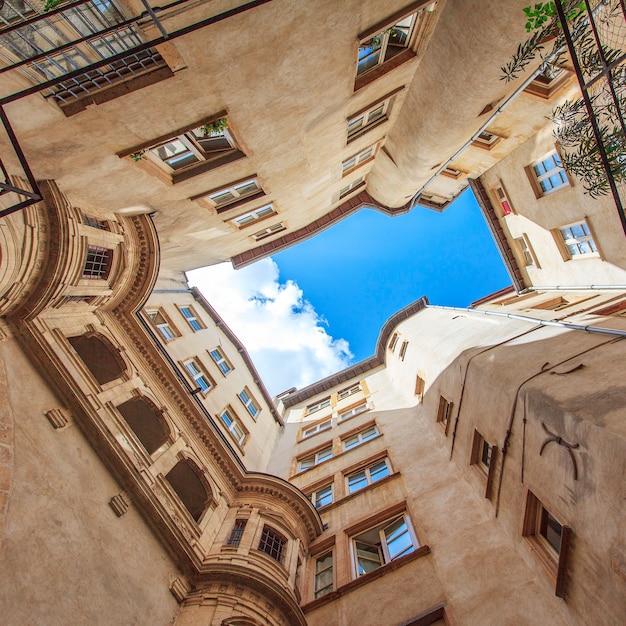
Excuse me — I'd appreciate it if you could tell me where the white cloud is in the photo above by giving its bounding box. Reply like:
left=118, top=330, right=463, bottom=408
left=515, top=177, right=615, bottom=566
left=186, top=259, right=353, bottom=396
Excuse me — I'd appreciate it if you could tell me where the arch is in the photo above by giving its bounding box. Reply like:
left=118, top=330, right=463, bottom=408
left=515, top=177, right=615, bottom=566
left=165, top=459, right=211, bottom=522
left=68, top=332, right=127, bottom=385
left=116, top=396, right=170, bottom=455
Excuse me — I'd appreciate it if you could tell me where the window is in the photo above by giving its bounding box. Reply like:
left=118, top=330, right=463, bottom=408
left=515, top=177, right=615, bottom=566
left=238, top=388, right=260, bottom=418
left=472, top=130, right=502, bottom=150
left=339, top=176, right=365, bottom=199
left=558, top=221, right=598, bottom=258
left=146, top=309, right=178, bottom=341
left=343, top=425, right=379, bottom=451
left=252, top=222, right=286, bottom=241
left=388, top=332, right=399, bottom=352
left=399, top=340, right=408, bottom=360
left=220, top=407, right=247, bottom=446
left=342, top=143, right=378, bottom=175
left=198, top=176, right=263, bottom=212
left=298, top=445, right=333, bottom=472
left=352, top=514, right=417, bottom=576
left=226, top=519, right=247, bottom=547
left=471, top=430, right=496, bottom=475
left=436, top=396, right=452, bottom=434
left=258, top=525, right=286, bottom=564
left=83, top=215, right=109, bottom=230
left=523, top=491, right=571, bottom=597
left=515, top=236, right=535, bottom=266
left=493, top=184, right=514, bottom=216
left=357, top=13, right=417, bottom=77
left=183, top=359, right=214, bottom=394
left=340, top=402, right=368, bottom=422
left=231, top=203, right=277, bottom=229
left=347, top=94, right=396, bottom=142
left=305, top=398, right=331, bottom=416
left=314, top=552, right=334, bottom=598
left=311, top=484, right=333, bottom=509
left=302, top=418, right=331, bottom=439
left=346, top=458, right=390, bottom=494
left=414, top=375, right=425, bottom=398
left=524, top=65, right=570, bottom=99
left=144, top=120, right=239, bottom=174
left=179, top=306, right=204, bottom=331
left=338, top=384, right=361, bottom=401
left=209, top=347, right=233, bottom=376
left=82, top=245, right=113, bottom=279
left=532, top=152, right=569, bottom=194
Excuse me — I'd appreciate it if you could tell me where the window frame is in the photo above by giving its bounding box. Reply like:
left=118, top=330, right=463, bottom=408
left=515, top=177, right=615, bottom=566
left=339, top=401, right=369, bottom=423
left=226, top=518, right=247, bottom=547
left=529, top=151, right=570, bottom=196
left=311, top=483, right=334, bottom=510
left=258, top=525, right=287, bottom=564
left=314, top=551, right=334, bottom=598
left=182, top=358, right=215, bottom=395
left=219, top=405, right=248, bottom=447
left=305, top=397, right=332, bottom=416
left=351, top=512, right=418, bottom=578
left=82, top=245, right=113, bottom=280
left=339, top=175, right=366, bottom=200
left=230, top=202, right=277, bottom=229
left=238, top=387, right=260, bottom=419
left=337, top=383, right=361, bottom=401
left=522, top=491, right=571, bottom=597
left=193, top=175, right=265, bottom=213
left=146, top=308, right=179, bottom=341
left=301, top=417, right=332, bottom=439
left=436, top=395, right=453, bottom=435
left=342, top=142, right=380, bottom=176
left=342, top=424, right=379, bottom=451
left=346, top=457, right=391, bottom=494
left=209, top=346, right=234, bottom=376
left=178, top=305, right=205, bottom=332
left=554, top=220, right=599, bottom=260
left=471, top=130, right=502, bottom=150
left=347, top=89, right=401, bottom=143
left=120, top=114, right=245, bottom=184
left=252, top=221, right=286, bottom=241
left=297, top=445, right=333, bottom=473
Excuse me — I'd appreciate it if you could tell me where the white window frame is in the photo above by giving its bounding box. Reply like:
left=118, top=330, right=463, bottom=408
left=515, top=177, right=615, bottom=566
left=351, top=513, right=418, bottom=577
left=302, top=418, right=331, bottom=439
left=209, top=347, right=233, bottom=376
left=342, top=143, right=379, bottom=175
left=472, top=130, right=502, bottom=150
left=515, top=235, right=535, bottom=267
left=238, top=387, right=260, bottom=419
left=532, top=151, right=569, bottom=195
left=314, top=551, right=334, bottom=598
left=252, top=221, right=286, bottom=241
left=179, top=305, right=204, bottom=331
left=346, top=457, right=391, bottom=494
left=311, top=484, right=333, bottom=509
left=347, top=97, right=392, bottom=141
left=339, top=401, right=368, bottom=422
left=182, top=358, right=214, bottom=394
left=145, top=124, right=237, bottom=174
left=146, top=309, right=178, bottom=341
left=356, top=13, right=417, bottom=77
left=343, top=425, right=379, bottom=451
left=338, top=383, right=361, bottom=401
left=220, top=406, right=247, bottom=446
left=199, top=176, right=262, bottom=210
left=339, top=176, right=365, bottom=199
left=298, top=445, right=333, bottom=472
left=305, top=398, right=331, bottom=416
left=230, top=203, right=277, bottom=229
left=558, top=220, right=598, bottom=258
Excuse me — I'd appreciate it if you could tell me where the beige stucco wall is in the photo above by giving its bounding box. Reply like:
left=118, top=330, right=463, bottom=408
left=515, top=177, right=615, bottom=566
left=0, top=338, right=181, bottom=625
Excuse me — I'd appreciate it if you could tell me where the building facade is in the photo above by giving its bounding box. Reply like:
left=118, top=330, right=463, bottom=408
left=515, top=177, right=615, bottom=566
left=0, top=0, right=625, bottom=624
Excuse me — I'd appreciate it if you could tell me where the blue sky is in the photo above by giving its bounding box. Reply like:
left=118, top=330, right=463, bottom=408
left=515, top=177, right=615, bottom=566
left=188, top=188, right=510, bottom=394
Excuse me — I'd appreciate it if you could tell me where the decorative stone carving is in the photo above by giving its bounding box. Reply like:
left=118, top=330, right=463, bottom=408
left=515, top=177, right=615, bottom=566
left=169, top=577, right=190, bottom=603
left=109, top=492, right=129, bottom=517
left=44, top=407, right=71, bottom=429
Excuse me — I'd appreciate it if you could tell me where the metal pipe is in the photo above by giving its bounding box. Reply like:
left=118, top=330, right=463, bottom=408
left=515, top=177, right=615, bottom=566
left=521, top=285, right=626, bottom=291
left=427, top=303, right=626, bottom=338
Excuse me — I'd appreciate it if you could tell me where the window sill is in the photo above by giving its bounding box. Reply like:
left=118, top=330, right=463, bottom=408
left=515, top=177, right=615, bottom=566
left=302, top=544, right=430, bottom=613
left=354, top=49, right=416, bottom=92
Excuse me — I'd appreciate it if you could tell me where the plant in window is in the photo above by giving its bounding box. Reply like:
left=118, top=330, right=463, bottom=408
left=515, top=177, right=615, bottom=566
left=130, top=150, right=146, bottom=162
left=200, top=117, right=228, bottom=137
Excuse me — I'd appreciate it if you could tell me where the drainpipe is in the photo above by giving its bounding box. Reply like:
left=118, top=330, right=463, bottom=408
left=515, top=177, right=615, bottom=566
left=520, top=285, right=626, bottom=291
left=426, top=303, right=626, bottom=338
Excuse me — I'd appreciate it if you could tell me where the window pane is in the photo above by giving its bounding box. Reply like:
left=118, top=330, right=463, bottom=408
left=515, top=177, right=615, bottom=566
left=384, top=518, right=414, bottom=559
left=369, top=460, right=390, bottom=482
left=355, top=541, right=382, bottom=574
left=348, top=471, right=368, bottom=493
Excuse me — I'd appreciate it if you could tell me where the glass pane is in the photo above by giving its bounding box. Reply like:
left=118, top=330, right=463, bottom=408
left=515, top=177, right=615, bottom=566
left=210, top=190, right=236, bottom=205
left=221, top=411, right=233, bottom=426
left=385, top=520, right=414, bottom=559
left=369, top=460, right=390, bottom=482
left=361, top=426, right=377, bottom=441
left=355, top=541, right=382, bottom=574
left=344, top=435, right=359, bottom=449
left=235, top=181, right=259, bottom=195
left=348, top=471, right=368, bottom=493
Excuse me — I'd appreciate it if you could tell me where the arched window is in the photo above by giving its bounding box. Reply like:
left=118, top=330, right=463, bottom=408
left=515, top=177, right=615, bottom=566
left=165, top=459, right=211, bottom=522
left=68, top=333, right=126, bottom=385
left=116, top=396, right=170, bottom=454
